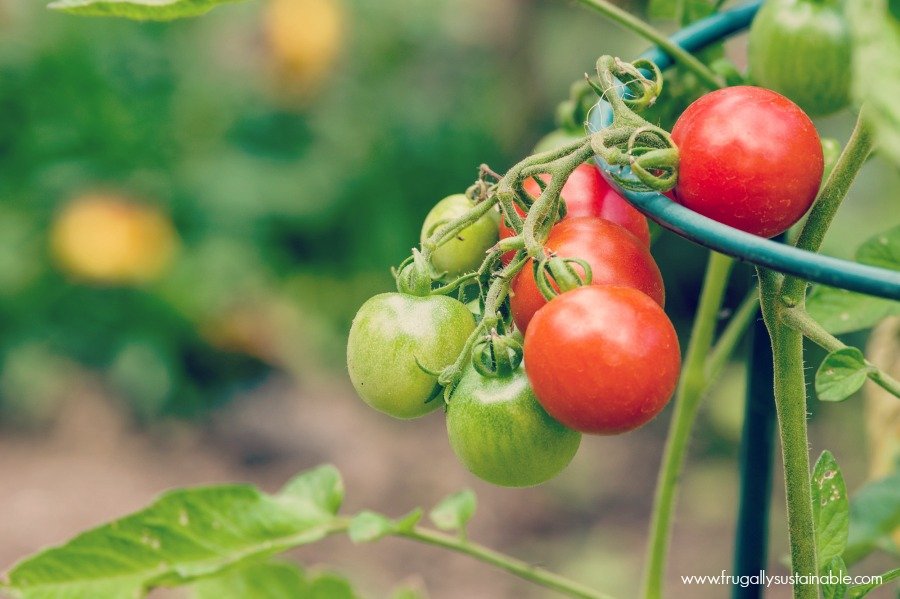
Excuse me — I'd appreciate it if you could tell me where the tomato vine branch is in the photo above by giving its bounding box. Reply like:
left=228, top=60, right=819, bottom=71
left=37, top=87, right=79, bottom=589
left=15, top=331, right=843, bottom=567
left=781, top=306, right=900, bottom=399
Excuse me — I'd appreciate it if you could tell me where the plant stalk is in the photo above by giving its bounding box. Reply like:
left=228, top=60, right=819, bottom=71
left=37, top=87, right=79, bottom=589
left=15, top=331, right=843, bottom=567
left=641, top=251, right=734, bottom=599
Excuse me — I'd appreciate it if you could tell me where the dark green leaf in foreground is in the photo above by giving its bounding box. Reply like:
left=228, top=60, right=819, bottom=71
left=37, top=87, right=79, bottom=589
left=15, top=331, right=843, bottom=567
left=812, top=452, right=850, bottom=572
left=5, top=465, right=343, bottom=599
left=191, top=561, right=357, bottom=599
left=47, top=0, right=245, bottom=21
left=815, top=348, right=872, bottom=402
left=821, top=556, right=848, bottom=599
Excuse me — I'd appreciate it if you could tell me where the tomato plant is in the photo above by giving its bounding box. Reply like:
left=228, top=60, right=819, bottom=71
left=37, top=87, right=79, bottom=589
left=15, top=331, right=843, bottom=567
left=10, top=1, right=900, bottom=599
left=510, top=216, right=664, bottom=331
left=446, top=364, right=580, bottom=487
left=748, top=0, right=851, bottom=116
left=671, top=86, right=824, bottom=238
left=421, top=193, right=499, bottom=278
left=523, top=285, right=681, bottom=434
left=346, top=292, right=475, bottom=419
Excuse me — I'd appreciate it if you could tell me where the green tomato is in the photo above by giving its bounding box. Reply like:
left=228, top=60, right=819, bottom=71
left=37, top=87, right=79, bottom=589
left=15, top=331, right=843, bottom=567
left=748, top=0, right=851, bottom=116
left=420, top=194, right=498, bottom=278
left=347, top=293, right=475, bottom=419
left=446, top=364, right=581, bottom=487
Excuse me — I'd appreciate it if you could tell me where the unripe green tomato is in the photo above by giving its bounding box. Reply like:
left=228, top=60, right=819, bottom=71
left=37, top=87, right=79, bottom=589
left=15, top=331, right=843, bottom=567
left=420, top=194, right=498, bottom=278
left=533, top=128, right=584, bottom=153
left=748, top=0, right=852, bottom=116
left=446, top=364, right=581, bottom=487
left=347, top=293, right=475, bottom=419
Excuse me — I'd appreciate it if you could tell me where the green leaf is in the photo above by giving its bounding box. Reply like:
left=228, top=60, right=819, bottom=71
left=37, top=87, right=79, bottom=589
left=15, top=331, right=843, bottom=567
left=812, top=452, right=850, bottom=572
left=429, top=490, right=476, bottom=533
left=845, top=472, right=900, bottom=564
left=807, top=287, right=900, bottom=335
left=46, top=0, right=246, bottom=21
left=822, top=556, right=849, bottom=599
left=856, top=225, right=900, bottom=269
left=5, top=465, right=344, bottom=599
left=348, top=508, right=422, bottom=544
left=192, top=561, right=343, bottom=599
left=807, top=226, right=900, bottom=334
left=815, top=348, right=873, bottom=402
left=646, top=0, right=715, bottom=22
left=847, top=567, right=900, bottom=598
left=348, top=511, right=395, bottom=544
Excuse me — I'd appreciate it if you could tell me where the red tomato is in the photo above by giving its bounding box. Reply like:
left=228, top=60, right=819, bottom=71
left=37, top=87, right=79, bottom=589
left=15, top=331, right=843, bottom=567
left=524, top=285, right=681, bottom=434
left=498, top=163, right=650, bottom=263
left=671, top=86, right=824, bottom=238
left=509, top=217, right=664, bottom=332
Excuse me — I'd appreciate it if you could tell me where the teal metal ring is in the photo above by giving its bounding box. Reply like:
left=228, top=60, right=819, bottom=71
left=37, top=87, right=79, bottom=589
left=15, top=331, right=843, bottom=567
left=590, top=0, right=900, bottom=301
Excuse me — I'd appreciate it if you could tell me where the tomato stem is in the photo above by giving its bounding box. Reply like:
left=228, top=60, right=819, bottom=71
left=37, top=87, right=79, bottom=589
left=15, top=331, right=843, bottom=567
left=641, top=251, right=734, bottom=599
left=758, top=270, right=819, bottom=599
left=780, top=106, right=874, bottom=304
left=571, top=0, right=723, bottom=91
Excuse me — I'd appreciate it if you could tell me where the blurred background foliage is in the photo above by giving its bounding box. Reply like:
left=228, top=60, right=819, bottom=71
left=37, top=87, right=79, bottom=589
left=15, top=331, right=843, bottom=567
left=0, top=0, right=895, bottom=431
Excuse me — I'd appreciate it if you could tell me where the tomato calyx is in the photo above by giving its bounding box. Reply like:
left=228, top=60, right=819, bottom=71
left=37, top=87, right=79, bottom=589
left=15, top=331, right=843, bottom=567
left=471, top=329, right=523, bottom=379
left=586, top=56, right=679, bottom=193
left=533, top=253, right=593, bottom=301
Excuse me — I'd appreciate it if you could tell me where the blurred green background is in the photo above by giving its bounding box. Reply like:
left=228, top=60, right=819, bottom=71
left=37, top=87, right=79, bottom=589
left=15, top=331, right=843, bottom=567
left=0, top=0, right=897, bottom=596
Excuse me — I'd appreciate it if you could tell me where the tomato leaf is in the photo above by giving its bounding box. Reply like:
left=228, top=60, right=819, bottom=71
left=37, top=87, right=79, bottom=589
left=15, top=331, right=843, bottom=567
left=815, top=347, right=873, bottom=402
left=812, top=451, right=850, bottom=573
left=845, top=472, right=900, bottom=564
left=429, top=490, right=476, bottom=533
left=5, top=465, right=344, bottom=598
left=191, top=561, right=357, bottom=599
left=46, top=0, right=245, bottom=21
left=822, top=556, right=848, bottom=599
left=807, top=287, right=900, bottom=335
left=848, top=0, right=900, bottom=166
left=847, top=567, right=900, bottom=598
left=807, top=225, right=900, bottom=335
left=348, top=511, right=395, bottom=544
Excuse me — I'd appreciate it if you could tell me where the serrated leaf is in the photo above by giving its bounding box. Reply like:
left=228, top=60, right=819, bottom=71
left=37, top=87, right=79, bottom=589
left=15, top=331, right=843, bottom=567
left=822, top=556, right=849, bottom=599
left=848, top=0, right=900, bottom=167
left=816, top=348, right=873, bottom=402
left=348, top=511, right=395, bottom=544
left=807, top=286, right=900, bottom=335
left=429, top=490, right=476, bottom=533
left=812, top=452, right=850, bottom=572
left=192, top=561, right=308, bottom=599
left=5, top=465, right=344, bottom=599
left=856, top=225, right=900, bottom=270
left=845, top=472, right=900, bottom=564
left=847, top=567, right=900, bottom=598
left=46, top=0, right=245, bottom=21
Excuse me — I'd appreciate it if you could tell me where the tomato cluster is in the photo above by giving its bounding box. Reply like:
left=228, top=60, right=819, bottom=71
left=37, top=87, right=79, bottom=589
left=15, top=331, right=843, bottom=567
left=348, top=162, right=681, bottom=487
left=347, top=49, right=828, bottom=488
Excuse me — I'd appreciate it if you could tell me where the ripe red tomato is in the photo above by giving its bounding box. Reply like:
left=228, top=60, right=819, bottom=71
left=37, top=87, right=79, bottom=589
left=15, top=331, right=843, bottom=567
left=524, top=285, right=681, bottom=434
left=671, top=86, right=824, bottom=238
left=498, top=163, right=650, bottom=263
left=509, top=217, right=664, bottom=332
